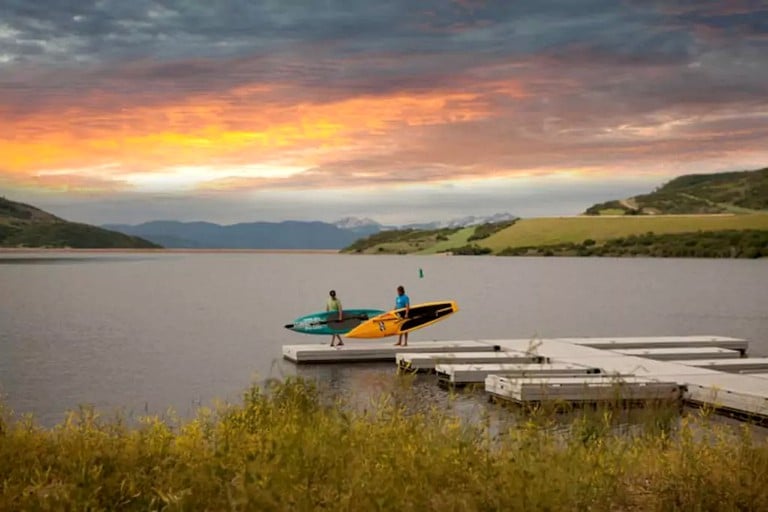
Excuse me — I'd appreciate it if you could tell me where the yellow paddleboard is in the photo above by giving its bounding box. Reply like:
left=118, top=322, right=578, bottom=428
left=345, top=300, right=458, bottom=339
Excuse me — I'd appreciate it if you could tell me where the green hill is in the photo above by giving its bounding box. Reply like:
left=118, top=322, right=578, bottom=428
left=0, top=197, right=161, bottom=249
left=341, top=221, right=515, bottom=254
left=341, top=166, right=768, bottom=258
left=480, top=214, right=768, bottom=251
left=585, top=167, right=768, bottom=215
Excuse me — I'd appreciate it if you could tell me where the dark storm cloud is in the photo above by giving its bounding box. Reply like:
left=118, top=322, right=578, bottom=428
left=0, top=1, right=690, bottom=74
left=1, top=0, right=763, bottom=108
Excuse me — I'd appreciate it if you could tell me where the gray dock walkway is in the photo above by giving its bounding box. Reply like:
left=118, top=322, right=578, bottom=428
left=435, top=362, right=599, bottom=385
left=282, top=340, right=500, bottom=364
left=491, top=338, right=768, bottom=419
left=397, top=351, right=546, bottom=372
left=556, top=335, right=748, bottom=354
left=486, top=375, right=683, bottom=403
left=612, top=347, right=742, bottom=361
left=670, top=357, right=768, bottom=372
left=282, top=335, right=768, bottom=422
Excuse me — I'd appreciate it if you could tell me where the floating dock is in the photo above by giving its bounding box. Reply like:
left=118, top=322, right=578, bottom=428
left=436, top=362, right=599, bottom=385
left=612, top=347, right=742, bottom=361
left=282, top=340, right=500, bottom=364
left=485, top=375, right=683, bottom=403
left=282, top=335, right=768, bottom=423
left=670, top=357, right=768, bottom=372
left=557, top=335, right=749, bottom=355
left=397, top=351, right=546, bottom=372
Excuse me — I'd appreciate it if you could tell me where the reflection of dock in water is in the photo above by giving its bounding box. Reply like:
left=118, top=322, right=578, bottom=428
left=282, top=335, right=768, bottom=425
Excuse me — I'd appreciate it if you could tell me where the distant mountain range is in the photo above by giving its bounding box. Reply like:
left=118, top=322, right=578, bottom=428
left=101, top=220, right=373, bottom=250
left=103, top=213, right=518, bottom=249
left=0, top=197, right=159, bottom=249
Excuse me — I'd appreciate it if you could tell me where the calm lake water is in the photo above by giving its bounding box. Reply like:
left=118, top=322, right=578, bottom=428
left=1, top=251, right=767, bottom=427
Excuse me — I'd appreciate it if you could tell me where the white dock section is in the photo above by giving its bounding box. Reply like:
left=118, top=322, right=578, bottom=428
left=682, top=373, right=768, bottom=418
left=612, top=347, right=742, bottom=361
left=435, top=362, right=599, bottom=385
left=669, top=358, right=768, bottom=372
left=281, top=334, right=768, bottom=423
left=488, top=339, right=720, bottom=376
left=485, top=375, right=682, bottom=403
left=488, top=338, right=768, bottom=420
left=740, top=372, right=768, bottom=379
left=556, top=335, right=748, bottom=354
left=282, top=340, right=499, bottom=364
left=397, top=351, right=545, bottom=372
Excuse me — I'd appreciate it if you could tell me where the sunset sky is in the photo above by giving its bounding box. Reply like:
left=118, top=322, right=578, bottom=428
left=1, top=0, right=767, bottom=225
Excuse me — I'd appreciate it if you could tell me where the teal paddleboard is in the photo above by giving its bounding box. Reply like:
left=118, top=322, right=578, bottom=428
left=284, top=309, right=386, bottom=335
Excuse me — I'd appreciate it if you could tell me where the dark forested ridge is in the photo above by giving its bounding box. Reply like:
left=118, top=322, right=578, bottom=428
left=0, top=197, right=160, bottom=249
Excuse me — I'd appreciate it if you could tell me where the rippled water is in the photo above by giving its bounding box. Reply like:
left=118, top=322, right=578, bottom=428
left=1, top=251, right=767, bottom=427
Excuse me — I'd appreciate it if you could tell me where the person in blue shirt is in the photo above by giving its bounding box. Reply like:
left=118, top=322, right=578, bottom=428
left=394, top=285, right=410, bottom=346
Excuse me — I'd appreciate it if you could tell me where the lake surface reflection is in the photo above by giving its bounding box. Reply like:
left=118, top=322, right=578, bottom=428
left=1, top=251, right=767, bottom=427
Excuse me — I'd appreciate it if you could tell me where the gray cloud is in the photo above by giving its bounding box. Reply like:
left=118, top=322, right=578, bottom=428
left=10, top=177, right=658, bottom=225
left=1, top=1, right=766, bottom=222
left=2, top=0, right=764, bottom=105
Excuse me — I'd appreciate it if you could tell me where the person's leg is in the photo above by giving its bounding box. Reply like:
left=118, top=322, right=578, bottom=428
left=402, top=332, right=408, bottom=346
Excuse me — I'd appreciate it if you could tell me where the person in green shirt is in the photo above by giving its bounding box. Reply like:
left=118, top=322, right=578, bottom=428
left=326, top=290, right=344, bottom=347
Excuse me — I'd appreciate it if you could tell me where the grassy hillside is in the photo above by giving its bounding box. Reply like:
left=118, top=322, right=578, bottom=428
left=0, top=197, right=160, bottom=249
left=343, top=214, right=768, bottom=257
left=341, top=167, right=768, bottom=258
left=480, top=214, right=768, bottom=252
left=342, top=227, right=465, bottom=254
left=586, top=167, right=768, bottom=215
left=342, top=221, right=516, bottom=254
left=500, top=230, right=768, bottom=258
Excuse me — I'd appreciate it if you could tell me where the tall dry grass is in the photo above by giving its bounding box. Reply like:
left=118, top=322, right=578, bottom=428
left=1, top=377, right=767, bottom=511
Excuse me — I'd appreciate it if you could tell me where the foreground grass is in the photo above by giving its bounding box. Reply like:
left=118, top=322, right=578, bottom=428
left=481, top=213, right=768, bottom=252
left=2, top=378, right=768, bottom=511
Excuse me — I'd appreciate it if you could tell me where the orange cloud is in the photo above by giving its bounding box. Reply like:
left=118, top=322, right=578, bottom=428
left=0, top=81, right=500, bottom=193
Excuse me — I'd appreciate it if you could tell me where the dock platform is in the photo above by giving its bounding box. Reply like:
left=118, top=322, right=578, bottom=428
left=397, top=351, right=546, bottom=372
left=282, top=335, right=768, bottom=423
left=670, top=357, right=768, bottom=373
left=436, top=362, right=599, bottom=385
left=282, top=340, right=500, bottom=364
left=485, top=375, right=683, bottom=404
left=612, top=347, right=742, bottom=361
left=557, top=336, right=748, bottom=355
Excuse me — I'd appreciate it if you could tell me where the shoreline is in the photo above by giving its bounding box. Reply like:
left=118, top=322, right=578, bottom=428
left=0, top=247, right=341, bottom=255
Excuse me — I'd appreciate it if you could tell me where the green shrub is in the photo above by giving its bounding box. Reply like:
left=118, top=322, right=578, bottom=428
left=450, top=244, right=493, bottom=255
left=467, top=220, right=518, bottom=241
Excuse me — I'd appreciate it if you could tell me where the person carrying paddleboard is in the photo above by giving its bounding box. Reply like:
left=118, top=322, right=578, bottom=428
left=326, top=290, right=344, bottom=347
left=394, top=285, right=410, bottom=347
